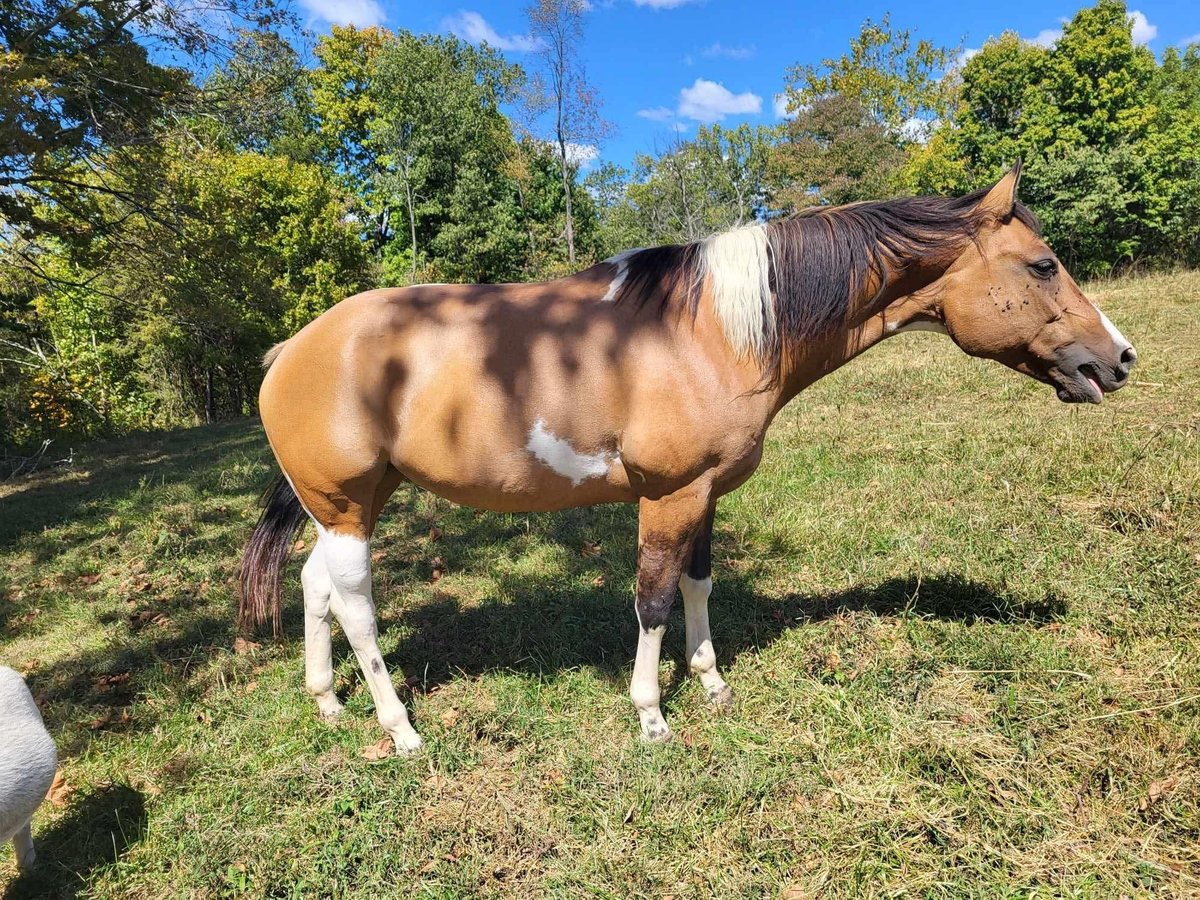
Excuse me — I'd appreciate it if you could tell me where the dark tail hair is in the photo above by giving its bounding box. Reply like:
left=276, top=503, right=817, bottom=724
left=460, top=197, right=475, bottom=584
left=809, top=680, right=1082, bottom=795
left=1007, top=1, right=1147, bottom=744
left=238, top=473, right=307, bottom=636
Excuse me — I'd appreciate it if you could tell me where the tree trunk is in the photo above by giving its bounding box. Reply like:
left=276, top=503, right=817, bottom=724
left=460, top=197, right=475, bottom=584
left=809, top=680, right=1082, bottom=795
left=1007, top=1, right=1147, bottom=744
left=405, top=179, right=418, bottom=284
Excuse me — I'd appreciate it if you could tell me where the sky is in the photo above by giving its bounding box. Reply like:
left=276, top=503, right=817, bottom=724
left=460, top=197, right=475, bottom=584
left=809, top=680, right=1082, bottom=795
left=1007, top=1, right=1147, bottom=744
left=291, top=0, right=1200, bottom=171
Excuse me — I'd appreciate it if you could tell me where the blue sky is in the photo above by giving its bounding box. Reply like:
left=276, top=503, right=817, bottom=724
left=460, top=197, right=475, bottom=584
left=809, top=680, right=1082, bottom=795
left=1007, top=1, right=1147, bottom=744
left=294, top=0, right=1199, bottom=170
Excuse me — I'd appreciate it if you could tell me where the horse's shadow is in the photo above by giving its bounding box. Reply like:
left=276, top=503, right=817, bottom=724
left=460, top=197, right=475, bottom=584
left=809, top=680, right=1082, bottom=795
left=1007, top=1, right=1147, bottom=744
left=2, top=785, right=147, bottom=900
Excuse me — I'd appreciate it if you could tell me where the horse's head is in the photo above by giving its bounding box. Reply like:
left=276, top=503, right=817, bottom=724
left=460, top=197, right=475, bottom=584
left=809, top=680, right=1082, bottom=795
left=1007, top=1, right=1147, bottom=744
left=905, top=164, right=1136, bottom=403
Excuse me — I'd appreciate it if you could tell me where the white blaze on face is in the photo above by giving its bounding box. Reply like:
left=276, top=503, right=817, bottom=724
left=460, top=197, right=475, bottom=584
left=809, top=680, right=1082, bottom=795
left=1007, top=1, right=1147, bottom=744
left=1094, top=305, right=1134, bottom=356
left=526, top=419, right=617, bottom=486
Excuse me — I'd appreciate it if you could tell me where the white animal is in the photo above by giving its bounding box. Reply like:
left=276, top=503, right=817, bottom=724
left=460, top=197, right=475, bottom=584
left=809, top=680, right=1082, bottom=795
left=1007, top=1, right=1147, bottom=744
left=0, top=666, right=56, bottom=869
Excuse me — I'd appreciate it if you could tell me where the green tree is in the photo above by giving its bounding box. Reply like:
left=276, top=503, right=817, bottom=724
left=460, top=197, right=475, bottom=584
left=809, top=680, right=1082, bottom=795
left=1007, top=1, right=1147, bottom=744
left=772, top=15, right=956, bottom=208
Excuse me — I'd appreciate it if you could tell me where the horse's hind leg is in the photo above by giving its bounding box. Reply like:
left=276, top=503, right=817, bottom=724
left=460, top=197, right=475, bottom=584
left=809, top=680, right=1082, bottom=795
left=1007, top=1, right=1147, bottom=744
left=681, top=506, right=734, bottom=710
left=322, top=531, right=423, bottom=754
left=301, top=541, right=343, bottom=720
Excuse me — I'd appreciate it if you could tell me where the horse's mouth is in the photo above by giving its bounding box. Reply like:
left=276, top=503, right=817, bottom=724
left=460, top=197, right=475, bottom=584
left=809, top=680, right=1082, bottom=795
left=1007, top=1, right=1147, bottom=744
left=1050, top=362, right=1116, bottom=404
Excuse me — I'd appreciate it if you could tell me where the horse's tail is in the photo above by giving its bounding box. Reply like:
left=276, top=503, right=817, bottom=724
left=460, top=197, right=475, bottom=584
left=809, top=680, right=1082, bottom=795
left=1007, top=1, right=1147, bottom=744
left=238, top=472, right=307, bottom=637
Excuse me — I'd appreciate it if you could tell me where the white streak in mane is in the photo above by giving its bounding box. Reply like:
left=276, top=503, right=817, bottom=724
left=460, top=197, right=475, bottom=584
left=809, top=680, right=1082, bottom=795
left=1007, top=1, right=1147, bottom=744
left=698, top=224, right=775, bottom=359
left=526, top=419, right=616, bottom=485
left=600, top=249, right=640, bottom=302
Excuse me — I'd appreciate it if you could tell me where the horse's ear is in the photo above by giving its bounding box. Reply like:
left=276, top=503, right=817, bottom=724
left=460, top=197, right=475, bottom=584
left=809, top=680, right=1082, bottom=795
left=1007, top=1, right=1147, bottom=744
left=977, top=160, right=1022, bottom=220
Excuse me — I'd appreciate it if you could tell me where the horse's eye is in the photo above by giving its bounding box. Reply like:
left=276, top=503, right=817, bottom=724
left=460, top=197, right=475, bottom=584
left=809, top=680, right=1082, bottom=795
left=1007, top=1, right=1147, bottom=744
left=1029, top=259, right=1058, bottom=279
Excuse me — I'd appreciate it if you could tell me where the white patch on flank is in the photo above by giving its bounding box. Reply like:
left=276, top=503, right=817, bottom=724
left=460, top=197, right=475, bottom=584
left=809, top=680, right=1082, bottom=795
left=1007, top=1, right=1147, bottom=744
left=600, top=249, right=640, bottom=303
left=699, top=224, right=775, bottom=359
left=526, top=419, right=616, bottom=486
left=888, top=319, right=949, bottom=335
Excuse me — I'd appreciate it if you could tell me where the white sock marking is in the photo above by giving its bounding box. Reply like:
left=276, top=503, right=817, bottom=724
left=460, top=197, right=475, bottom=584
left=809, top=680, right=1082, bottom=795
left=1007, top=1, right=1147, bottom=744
left=321, top=532, right=423, bottom=754
left=630, top=624, right=670, bottom=741
left=681, top=575, right=730, bottom=701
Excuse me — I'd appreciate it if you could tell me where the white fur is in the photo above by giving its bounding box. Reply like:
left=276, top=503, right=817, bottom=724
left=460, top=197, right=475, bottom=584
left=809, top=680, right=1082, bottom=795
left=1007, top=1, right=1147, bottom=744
left=0, top=666, right=56, bottom=870
left=1095, top=306, right=1133, bottom=355
left=320, top=532, right=423, bottom=754
left=526, top=419, right=617, bottom=486
left=699, top=224, right=775, bottom=359
left=680, top=575, right=730, bottom=702
left=600, top=249, right=640, bottom=303
left=630, top=625, right=670, bottom=742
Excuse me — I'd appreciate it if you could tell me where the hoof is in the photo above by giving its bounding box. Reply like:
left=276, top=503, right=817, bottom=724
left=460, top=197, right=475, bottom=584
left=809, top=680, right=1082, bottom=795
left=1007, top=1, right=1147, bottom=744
left=315, top=697, right=345, bottom=722
left=391, top=732, right=425, bottom=756
left=708, top=684, right=736, bottom=712
left=640, top=724, right=674, bottom=744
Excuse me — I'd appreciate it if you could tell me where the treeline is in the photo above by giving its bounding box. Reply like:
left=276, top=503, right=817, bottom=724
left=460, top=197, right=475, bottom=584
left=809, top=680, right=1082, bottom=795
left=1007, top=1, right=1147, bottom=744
left=2, top=0, right=1197, bottom=451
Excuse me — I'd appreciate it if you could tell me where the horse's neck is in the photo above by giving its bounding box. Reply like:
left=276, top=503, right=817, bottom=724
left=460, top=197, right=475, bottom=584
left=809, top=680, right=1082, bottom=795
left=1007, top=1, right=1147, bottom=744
left=770, top=259, right=944, bottom=410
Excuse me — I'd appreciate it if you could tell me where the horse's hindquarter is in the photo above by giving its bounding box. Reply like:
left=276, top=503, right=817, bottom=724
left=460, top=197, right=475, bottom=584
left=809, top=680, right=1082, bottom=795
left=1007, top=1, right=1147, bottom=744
left=262, top=274, right=773, bottom=521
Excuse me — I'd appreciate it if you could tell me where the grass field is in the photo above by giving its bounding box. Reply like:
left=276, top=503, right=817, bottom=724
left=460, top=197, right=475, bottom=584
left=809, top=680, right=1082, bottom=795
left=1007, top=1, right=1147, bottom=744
left=1, top=271, right=1198, bottom=898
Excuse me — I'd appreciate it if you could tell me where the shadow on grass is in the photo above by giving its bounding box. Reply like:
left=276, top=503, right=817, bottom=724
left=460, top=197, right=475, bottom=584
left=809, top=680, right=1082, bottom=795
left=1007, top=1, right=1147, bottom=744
left=0, top=419, right=265, bottom=552
left=3, top=785, right=147, bottom=900
left=386, top=568, right=1064, bottom=693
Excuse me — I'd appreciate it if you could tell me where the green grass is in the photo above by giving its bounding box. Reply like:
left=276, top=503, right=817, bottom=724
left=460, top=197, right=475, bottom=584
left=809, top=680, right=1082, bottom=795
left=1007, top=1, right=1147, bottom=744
left=2, top=271, right=1198, bottom=898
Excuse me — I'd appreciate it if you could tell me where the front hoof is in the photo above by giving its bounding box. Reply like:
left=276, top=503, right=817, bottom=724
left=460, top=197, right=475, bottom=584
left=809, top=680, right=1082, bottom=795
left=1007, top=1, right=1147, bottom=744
left=315, top=696, right=345, bottom=721
left=639, top=720, right=674, bottom=744
left=708, top=684, right=736, bottom=712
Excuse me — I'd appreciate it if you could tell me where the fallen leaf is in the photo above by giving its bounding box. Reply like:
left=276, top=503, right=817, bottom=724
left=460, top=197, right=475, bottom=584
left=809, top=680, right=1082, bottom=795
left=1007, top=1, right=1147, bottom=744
left=425, top=773, right=448, bottom=791
left=439, top=708, right=460, bottom=727
left=581, top=540, right=602, bottom=558
left=79, top=574, right=101, bottom=585
left=1141, top=778, right=1179, bottom=811
left=361, top=738, right=392, bottom=761
left=591, top=574, right=606, bottom=589
left=93, top=672, right=130, bottom=692
left=371, top=550, right=386, bottom=563
left=428, top=525, right=442, bottom=542
left=233, top=637, right=260, bottom=655
left=429, top=556, right=445, bottom=582
left=293, top=538, right=306, bottom=552
left=244, top=680, right=258, bottom=693
left=622, top=803, right=635, bottom=824
left=46, top=770, right=73, bottom=807
left=780, top=885, right=810, bottom=900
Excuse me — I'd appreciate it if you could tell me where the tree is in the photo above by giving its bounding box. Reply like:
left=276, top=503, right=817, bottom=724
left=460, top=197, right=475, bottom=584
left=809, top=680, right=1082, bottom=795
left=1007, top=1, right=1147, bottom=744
left=772, top=15, right=956, bottom=208
left=369, top=33, right=523, bottom=283
left=929, top=0, right=1197, bottom=275
left=525, top=0, right=611, bottom=266
left=0, top=0, right=288, bottom=237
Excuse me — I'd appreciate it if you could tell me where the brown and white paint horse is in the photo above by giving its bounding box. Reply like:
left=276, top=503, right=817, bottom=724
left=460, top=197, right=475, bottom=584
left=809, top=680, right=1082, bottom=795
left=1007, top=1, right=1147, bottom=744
left=240, top=164, right=1136, bottom=753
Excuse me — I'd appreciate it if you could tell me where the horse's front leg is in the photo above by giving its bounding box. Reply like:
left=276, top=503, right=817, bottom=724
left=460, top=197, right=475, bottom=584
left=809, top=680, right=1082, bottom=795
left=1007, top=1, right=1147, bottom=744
left=681, top=506, right=734, bottom=710
left=631, top=489, right=711, bottom=743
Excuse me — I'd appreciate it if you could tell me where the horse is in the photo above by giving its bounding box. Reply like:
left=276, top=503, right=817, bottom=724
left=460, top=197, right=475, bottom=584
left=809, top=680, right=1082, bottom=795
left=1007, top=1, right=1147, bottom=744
left=239, top=163, right=1136, bottom=754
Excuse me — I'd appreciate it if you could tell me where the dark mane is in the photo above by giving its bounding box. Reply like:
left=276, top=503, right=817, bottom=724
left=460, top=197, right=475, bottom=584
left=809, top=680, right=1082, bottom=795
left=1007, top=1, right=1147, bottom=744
left=610, top=188, right=1041, bottom=364
left=769, top=189, right=1040, bottom=344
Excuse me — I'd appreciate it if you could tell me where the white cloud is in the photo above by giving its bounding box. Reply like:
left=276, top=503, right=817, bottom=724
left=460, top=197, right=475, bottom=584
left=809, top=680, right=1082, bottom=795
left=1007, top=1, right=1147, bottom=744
left=1181, top=33, right=1200, bottom=47
left=957, top=47, right=981, bottom=67
left=1029, top=27, right=1063, bottom=48
left=772, top=93, right=791, bottom=119
left=299, top=0, right=384, bottom=27
left=1128, top=10, right=1157, bottom=45
left=677, top=78, right=762, bottom=123
left=637, top=106, right=675, bottom=122
left=442, top=11, right=545, bottom=52
left=701, top=42, right=756, bottom=60
left=633, top=0, right=699, bottom=7
left=543, top=141, right=599, bottom=169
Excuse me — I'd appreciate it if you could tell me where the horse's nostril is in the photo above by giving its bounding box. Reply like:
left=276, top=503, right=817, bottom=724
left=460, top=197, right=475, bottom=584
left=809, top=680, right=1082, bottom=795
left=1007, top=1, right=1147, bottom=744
left=1120, top=346, right=1138, bottom=366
